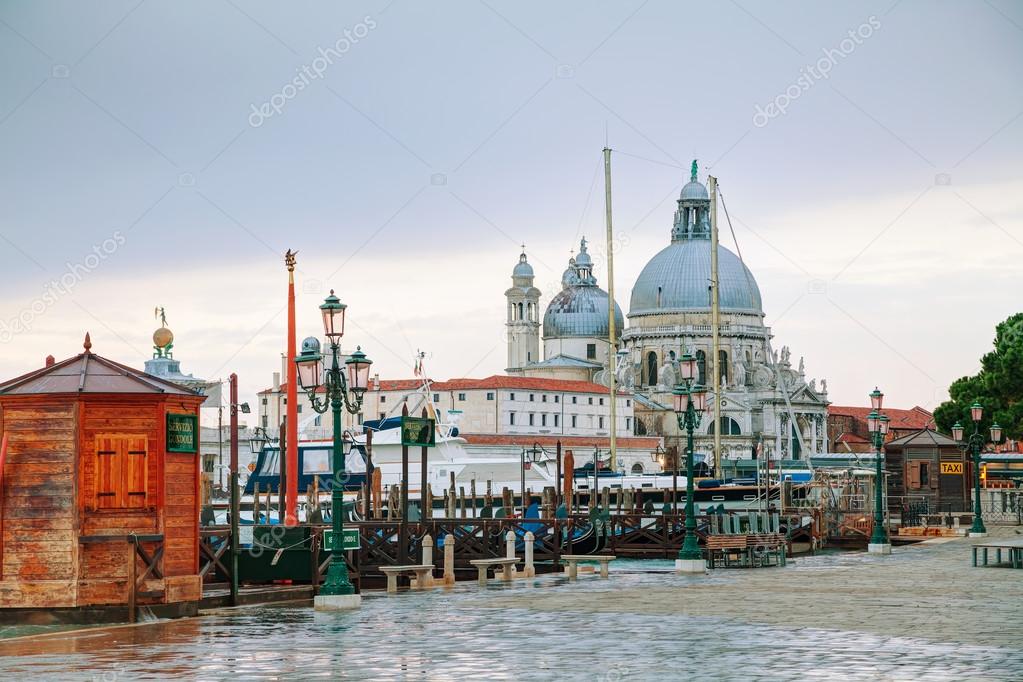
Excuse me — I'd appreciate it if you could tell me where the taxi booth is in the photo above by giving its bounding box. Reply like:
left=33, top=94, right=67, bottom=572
left=0, top=335, right=205, bottom=623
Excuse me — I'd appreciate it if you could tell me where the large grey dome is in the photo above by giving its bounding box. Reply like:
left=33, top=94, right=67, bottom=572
left=629, top=240, right=763, bottom=316
left=543, top=286, right=624, bottom=339
left=680, top=180, right=709, bottom=201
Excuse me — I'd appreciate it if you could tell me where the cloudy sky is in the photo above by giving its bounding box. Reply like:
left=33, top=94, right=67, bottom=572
left=1, top=0, right=1021, bottom=422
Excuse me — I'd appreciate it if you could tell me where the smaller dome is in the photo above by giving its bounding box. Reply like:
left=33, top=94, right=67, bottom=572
left=680, top=180, right=709, bottom=202
left=561, top=258, right=580, bottom=287
left=513, top=252, right=533, bottom=277
left=574, top=237, right=593, bottom=267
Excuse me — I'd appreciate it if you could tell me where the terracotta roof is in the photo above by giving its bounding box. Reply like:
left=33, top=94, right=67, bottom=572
left=0, top=336, right=198, bottom=397
left=259, top=375, right=629, bottom=396
left=461, top=434, right=662, bottom=449
left=834, top=432, right=869, bottom=444
left=828, top=405, right=934, bottom=430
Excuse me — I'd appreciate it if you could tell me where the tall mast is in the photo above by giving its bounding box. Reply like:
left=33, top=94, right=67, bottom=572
left=709, top=175, right=722, bottom=480
left=284, top=249, right=299, bottom=525
left=603, top=147, right=618, bottom=472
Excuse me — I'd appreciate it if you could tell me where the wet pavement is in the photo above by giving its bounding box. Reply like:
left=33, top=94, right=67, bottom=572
left=0, top=532, right=1020, bottom=680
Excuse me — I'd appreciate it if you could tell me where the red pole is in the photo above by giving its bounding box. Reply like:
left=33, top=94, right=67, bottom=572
left=285, top=252, right=299, bottom=526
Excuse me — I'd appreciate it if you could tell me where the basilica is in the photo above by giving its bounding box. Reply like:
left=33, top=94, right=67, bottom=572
left=506, top=163, right=829, bottom=466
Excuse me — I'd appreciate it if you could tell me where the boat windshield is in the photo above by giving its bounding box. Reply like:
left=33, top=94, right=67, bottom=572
left=303, top=447, right=332, bottom=474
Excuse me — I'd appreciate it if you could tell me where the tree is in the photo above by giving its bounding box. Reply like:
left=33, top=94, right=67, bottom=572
left=934, top=313, right=1023, bottom=442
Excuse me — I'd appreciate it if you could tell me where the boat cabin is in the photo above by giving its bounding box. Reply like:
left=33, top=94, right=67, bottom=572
left=243, top=440, right=367, bottom=495
left=0, top=335, right=205, bottom=621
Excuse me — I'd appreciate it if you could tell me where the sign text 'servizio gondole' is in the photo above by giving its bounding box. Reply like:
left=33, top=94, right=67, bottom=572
left=166, top=413, right=198, bottom=453
left=400, top=416, right=436, bottom=447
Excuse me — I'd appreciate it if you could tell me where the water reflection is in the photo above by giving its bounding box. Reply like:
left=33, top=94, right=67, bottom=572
left=0, top=557, right=1019, bottom=680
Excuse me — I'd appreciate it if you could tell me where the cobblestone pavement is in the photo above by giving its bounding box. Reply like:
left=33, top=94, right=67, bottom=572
left=0, top=528, right=1019, bottom=680
left=485, top=527, right=1023, bottom=650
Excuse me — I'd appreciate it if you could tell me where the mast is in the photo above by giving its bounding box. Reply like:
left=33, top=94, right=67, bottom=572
left=285, top=249, right=299, bottom=525
left=709, top=175, right=722, bottom=480
left=603, top=147, right=618, bottom=472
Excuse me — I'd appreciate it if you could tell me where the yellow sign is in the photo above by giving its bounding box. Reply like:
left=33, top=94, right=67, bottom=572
left=940, top=462, right=963, bottom=475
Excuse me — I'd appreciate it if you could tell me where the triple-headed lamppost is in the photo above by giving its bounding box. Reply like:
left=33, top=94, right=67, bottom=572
left=672, top=352, right=708, bottom=574
left=866, top=388, right=892, bottom=555
left=295, top=290, right=372, bottom=611
left=951, top=401, right=1002, bottom=538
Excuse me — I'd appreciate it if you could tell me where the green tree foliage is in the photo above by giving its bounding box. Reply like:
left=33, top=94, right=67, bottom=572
left=934, top=313, right=1023, bottom=442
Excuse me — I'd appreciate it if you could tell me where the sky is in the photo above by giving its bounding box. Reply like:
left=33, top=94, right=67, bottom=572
left=1, top=0, right=1021, bottom=424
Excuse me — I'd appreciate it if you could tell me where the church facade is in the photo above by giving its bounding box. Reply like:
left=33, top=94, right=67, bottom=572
left=506, top=162, right=829, bottom=468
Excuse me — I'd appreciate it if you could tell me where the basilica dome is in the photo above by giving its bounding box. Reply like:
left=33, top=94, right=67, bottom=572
left=629, top=241, right=762, bottom=316
left=543, top=237, right=624, bottom=339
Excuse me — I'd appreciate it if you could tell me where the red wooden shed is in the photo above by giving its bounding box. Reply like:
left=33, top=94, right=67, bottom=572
left=0, top=334, right=205, bottom=622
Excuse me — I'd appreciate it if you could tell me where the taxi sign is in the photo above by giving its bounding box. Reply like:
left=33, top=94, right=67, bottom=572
left=940, top=462, right=963, bottom=475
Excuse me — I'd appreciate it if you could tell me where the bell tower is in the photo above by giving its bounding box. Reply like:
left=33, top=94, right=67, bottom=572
left=505, top=248, right=540, bottom=371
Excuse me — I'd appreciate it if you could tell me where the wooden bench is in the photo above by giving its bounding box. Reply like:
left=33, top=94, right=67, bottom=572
left=972, top=538, right=1023, bottom=569
left=561, top=554, right=616, bottom=580
left=705, top=535, right=748, bottom=568
left=469, top=558, right=519, bottom=586
left=379, top=564, right=435, bottom=593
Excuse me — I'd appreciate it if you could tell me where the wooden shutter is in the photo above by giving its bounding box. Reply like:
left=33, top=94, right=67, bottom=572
left=95, top=435, right=148, bottom=509
left=907, top=461, right=920, bottom=489
left=96, top=436, right=121, bottom=509
left=125, top=436, right=148, bottom=508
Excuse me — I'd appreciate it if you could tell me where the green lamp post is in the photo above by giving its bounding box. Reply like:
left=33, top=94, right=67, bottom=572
left=295, top=290, right=372, bottom=610
left=951, top=400, right=1002, bottom=538
left=866, top=387, right=891, bottom=555
left=672, top=352, right=708, bottom=573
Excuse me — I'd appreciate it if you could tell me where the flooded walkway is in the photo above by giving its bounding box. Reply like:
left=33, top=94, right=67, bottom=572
left=0, top=530, right=1020, bottom=680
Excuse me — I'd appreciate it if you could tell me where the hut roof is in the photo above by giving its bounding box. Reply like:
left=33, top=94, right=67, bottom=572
left=0, top=333, right=199, bottom=396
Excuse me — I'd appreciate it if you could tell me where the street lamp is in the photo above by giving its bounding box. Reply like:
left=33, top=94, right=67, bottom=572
left=672, top=351, right=708, bottom=573
left=296, top=290, right=372, bottom=611
left=866, top=386, right=892, bottom=555
left=520, top=442, right=544, bottom=515
left=248, top=427, right=269, bottom=456
left=952, top=400, right=1002, bottom=537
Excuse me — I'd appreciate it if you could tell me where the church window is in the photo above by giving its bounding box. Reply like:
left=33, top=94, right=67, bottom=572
left=696, top=350, right=706, bottom=386
left=719, top=350, right=728, bottom=385
left=707, top=417, right=742, bottom=436
left=586, top=343, right=596, bottom=359
left=646, top=351, right=657, bottom=387
left=518, top=302, right=524, bottom=319
left=656, top=286, right=662, bottom=307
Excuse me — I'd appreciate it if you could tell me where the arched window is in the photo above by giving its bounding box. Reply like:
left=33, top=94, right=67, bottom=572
left=696, top=350, right=706, bottom=386
left=517, top=302, right=524, bottom=320
left=791, top=423, right=802, bottom=458
left=631, top=463, right=644, bottom=474
left=646, top=351, right=658, bottom=387
left=707, top=416, right=741, bottom=436
left=718, top=350, right=728, bottom=385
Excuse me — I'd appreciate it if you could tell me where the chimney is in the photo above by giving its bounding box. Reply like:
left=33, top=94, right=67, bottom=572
left=273, top=371, right=281, bottom=392
left=45, top=355, right=55, bottom=367
left=372, top=372, right=380, bottom=390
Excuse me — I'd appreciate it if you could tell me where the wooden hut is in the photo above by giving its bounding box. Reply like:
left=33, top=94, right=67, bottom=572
left=884, top=428, right=969, bottom=516
left=0, top=334, right=205, bottom=622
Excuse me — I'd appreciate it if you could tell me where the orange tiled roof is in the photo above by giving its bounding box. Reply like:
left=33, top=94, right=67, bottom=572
left=834, top=432, right=870, bottom=444
left=828, top=405, right=934, bottom=430
left=461, top=434, right=662, bottom=449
